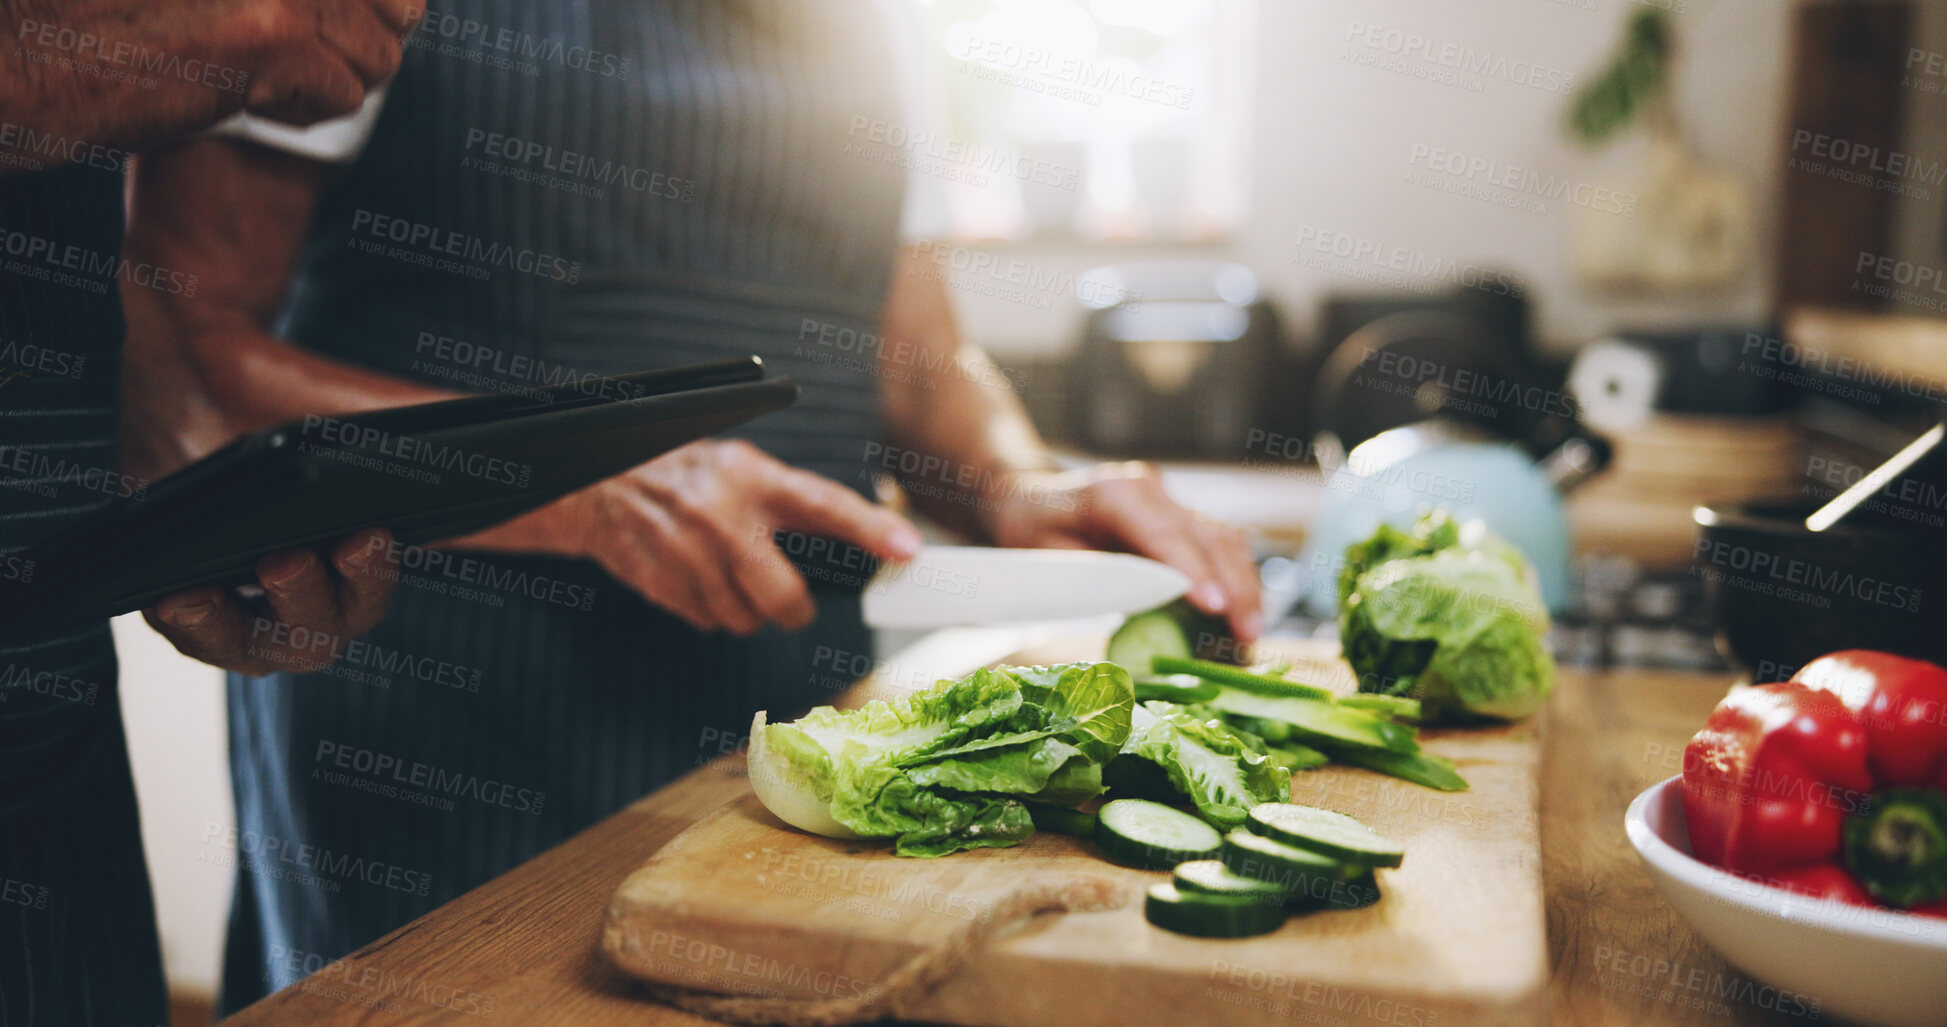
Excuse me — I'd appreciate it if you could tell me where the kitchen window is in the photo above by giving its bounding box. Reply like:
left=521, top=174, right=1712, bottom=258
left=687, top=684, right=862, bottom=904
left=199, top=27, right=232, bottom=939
left=899, top=0, right=1256, bottom=243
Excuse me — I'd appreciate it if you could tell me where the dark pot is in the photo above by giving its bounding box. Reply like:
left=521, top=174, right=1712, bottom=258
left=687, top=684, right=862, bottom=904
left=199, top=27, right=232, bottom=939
left=1693, top=499, right=1947, bottom=679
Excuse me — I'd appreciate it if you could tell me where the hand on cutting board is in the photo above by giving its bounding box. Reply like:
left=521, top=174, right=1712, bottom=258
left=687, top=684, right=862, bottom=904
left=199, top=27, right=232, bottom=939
left=144, top=528, right=400, bottom=674
left=457, top=439, right=924, bottom=635
left=988, top=462, right=1262, bottom=643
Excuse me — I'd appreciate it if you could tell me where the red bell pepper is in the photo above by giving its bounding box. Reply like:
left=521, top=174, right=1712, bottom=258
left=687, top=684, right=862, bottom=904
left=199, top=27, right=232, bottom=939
left=1798, top=651, right=1947, bottom=908
left=1682, top=682, right=1872, bottom=876
left=1795, top=650, right=1947, bottom=793
left=1681, top=651, right=1947, bottom=911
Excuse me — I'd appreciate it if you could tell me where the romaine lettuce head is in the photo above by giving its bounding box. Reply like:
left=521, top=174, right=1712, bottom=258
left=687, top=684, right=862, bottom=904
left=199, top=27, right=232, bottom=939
left=1337, top=508, right=1463, bottom=609
left=1339, top=515, right=1555, bottom=722
left=1118, top=701, right=1291, bottom=829
left=749, top=661, right=1133, bottom=857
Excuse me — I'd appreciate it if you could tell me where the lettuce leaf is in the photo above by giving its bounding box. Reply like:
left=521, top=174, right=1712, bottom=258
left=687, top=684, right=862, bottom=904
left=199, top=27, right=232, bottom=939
left=1008, top=662, right=1137, bottom=764
left=1119, top=701, right=1291, bottom=829
left=892, top=799, right=1036, bottom=858
left=753, top=661, right=1132, bottom=857
left=1028, top=759, right=1104, bottom=806
left=824, top=755, right=1036, bottom=856
left=759, top=670, right=1015, bottom=810
left=907, top=738, right=1089, bottom=794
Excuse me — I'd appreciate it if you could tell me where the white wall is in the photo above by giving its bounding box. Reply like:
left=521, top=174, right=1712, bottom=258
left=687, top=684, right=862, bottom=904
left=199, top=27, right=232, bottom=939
left=115, top=613, right=231, bottom=1004
left=957, top=0, right=1793, bottom=360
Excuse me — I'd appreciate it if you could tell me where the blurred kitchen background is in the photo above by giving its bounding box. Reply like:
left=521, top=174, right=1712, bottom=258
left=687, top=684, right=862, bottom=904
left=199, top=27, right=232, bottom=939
left=132, top=0, right=1947, bottom=1019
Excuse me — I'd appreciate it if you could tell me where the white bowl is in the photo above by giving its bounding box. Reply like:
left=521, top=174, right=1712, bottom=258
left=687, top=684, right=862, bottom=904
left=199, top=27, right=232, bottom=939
left=1625, top=776, right=1947, bottom=1027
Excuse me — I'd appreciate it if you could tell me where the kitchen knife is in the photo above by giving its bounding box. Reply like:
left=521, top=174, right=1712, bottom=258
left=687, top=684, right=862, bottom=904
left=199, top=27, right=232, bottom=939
left=861, top=546, right=1191, bottom=629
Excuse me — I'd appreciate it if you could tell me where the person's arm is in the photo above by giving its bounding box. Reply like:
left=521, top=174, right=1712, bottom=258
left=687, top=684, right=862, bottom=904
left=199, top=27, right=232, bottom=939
left=119, top=138, right=440, bottom=481
left=0, top=0, right=417, bottom=176
left=115, top=137, right=424, bottom=670
left=876, top=244, right=1264, bottom=641
left=123, top=137, right=921, bottom=636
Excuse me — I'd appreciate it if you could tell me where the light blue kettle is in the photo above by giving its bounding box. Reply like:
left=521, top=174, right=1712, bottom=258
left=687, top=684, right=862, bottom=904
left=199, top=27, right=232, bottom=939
left=1296, top=421, right=1608, bottom=616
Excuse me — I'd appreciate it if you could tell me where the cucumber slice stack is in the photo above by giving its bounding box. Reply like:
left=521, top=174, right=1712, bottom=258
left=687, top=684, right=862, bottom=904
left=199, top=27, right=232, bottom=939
left=1220, top=829, right=1354, bottom=891
left=1126, top=799, right=1399, bottom=937
left=1173, top=859, right=1289, bottom=901
left=1247, top=803, right=1405, bottom=868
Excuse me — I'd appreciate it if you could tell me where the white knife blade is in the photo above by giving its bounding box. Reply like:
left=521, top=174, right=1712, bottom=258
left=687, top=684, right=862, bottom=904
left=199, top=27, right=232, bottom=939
left=861, top=546, right=1191, bottom=629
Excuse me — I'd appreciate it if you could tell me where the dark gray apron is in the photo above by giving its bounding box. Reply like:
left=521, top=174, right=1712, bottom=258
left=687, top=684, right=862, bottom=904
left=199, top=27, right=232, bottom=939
left=0, top=160, right=167, bottom=1024
left=222, top=0, right=906, bottom=1009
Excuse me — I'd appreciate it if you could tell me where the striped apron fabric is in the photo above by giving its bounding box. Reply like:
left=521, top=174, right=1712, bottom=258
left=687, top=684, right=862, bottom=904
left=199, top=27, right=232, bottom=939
left=222, top=0, right=906, bottom=1009
left=0, top=162, right=168, bottom=1024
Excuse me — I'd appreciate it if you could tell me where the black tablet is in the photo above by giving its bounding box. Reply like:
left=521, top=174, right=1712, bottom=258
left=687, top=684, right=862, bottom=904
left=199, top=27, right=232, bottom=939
left=0, top=356, right=796, bottom=638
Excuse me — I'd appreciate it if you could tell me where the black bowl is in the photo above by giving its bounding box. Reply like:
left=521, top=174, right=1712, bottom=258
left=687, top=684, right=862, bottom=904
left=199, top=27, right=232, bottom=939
left=1693, top=499, right=1947, bottom=679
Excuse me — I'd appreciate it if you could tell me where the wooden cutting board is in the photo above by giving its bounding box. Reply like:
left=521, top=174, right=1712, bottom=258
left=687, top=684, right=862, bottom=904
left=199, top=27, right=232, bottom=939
left=602, top=638, right=1547, bottom=1026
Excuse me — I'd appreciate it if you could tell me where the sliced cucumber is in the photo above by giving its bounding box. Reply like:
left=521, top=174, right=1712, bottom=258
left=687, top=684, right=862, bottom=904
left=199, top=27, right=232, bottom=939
left=1144, top=882, right=1287, bottom=938
left=1026, top=804, right=1097, bottom=837
left=1246, top=803, right=1404, bottom=868
left=1336, top=694, right=1423, bottom=723
left=1265, top=744, right=1330, bottom=772
left=1220, top=829, right=1357, bottom=893
left=1133, top=674, right=1220, bottom=705
left=1174, top=859, right=1289, bottom=901
left=1151, top=656, right=1333, bottom=701
left=1320, top=745, right=1468, bottom=791
left=1108, top=608, right=1193, bottom=674
left=1095, top=798, right=1223, bottom=869
left=1207, top=688, right=1418, bottom=753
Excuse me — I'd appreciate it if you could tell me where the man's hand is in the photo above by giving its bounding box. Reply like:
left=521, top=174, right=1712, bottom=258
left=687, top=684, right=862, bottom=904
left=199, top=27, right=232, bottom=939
left=988, top=462, right=1263, bottom=643
left=143, top=527, right=399, bottom=674
left=1, top=0, right=421, bottom=165
left=457, top=439, right=925, bottom=635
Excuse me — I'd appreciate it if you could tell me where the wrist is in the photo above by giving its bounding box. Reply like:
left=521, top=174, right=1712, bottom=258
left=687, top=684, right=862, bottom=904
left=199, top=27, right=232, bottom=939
left=980, top=465, right=1063, bottom=546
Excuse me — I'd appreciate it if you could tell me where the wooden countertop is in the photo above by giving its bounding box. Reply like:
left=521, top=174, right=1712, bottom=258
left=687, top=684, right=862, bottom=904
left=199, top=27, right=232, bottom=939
left=225, top=653, right=1811, bottom=1027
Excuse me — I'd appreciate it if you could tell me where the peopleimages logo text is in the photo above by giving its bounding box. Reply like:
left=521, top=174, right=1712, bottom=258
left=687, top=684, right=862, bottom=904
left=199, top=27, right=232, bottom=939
left=410, top=5, right=632, bottom=79
left=953, top=36, right=1194, bottom=109
left=1694, top=537, right=1922, bottom=613
left=461, top=129, right=692, bottom=200
left=1344, top=20, right=1574, bottom=94
left=0, top=122, right=127, bottom=173
left=348, top=209, right=582, bottom=283
left=315, top=740, right=546, bottom=814
left=1407, top=144, right=1637, bottom=216
left=203, top=824, right=432, bottom=896
left=13, top=20, right=249, bottom=92
left=0, top=224, right=198, bottom=295
left=300, top=414, right=533, bottom=487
